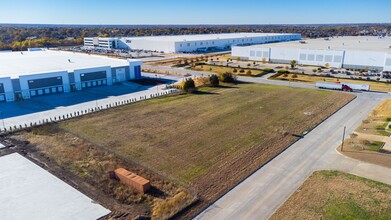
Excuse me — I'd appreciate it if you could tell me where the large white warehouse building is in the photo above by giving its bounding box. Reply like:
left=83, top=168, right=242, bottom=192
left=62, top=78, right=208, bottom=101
left=84, top=33, right=301, bottom=53
left=232, top=36, right=391, bottom=71
left=0, top=50, right=142, bottom=102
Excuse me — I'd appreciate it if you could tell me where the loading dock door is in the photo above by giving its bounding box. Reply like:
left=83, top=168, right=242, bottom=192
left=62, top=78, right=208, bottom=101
left=28, top=76, right=64, bottom=97
left=0, top=94, right=5, bottom=102
left=80, top=71, right=107, bottom=89
left=30, top=86, right=64, bottom=97
left=134, top=66, right=141, bottom=79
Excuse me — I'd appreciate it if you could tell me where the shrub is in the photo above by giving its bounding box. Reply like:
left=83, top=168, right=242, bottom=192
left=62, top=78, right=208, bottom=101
left=233, top=68, right=238, bottom=73
left=291, top=74, right=298, bottom=78
left=239, top=69, right=245, bottom=73
left=278, top=70, right=289, bottom=74
left=181, top=78, right=196, bottom=93
left=219, top=72, right=237, bottom=83
left=209, top=74, right=219, bottom=87
left=263, top=68, right=274, bottom=73
left=152, top=190, right=196, bottom=220
left=247, top=63, right=251, bottom=67
left=246, top=70, right=252, bottom=75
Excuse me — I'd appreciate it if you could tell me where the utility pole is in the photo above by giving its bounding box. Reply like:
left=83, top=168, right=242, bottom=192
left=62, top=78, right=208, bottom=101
left=341, top=126, right=346, bottom=151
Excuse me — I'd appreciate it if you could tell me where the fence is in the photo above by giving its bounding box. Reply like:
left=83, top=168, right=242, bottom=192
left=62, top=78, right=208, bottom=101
left=0, top=88, right=178, bottom=135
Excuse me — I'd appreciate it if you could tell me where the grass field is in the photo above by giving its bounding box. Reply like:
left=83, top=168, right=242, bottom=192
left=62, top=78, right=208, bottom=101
left=190, top=64, right=267, bottom=76
left=20, top=82, right=354, bottom=218
left=271, top=170, right=391, bottom=220
left=272, top=73, right=391, bottom=92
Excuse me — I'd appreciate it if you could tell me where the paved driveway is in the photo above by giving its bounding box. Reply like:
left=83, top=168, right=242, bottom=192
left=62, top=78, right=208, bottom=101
left=0, top=73, right=182, bottom=130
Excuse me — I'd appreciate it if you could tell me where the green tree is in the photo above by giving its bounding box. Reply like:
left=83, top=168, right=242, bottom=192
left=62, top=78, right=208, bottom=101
left=181, top=78, right=196, bottom=93
left=290, top=60, right=297, bottom=69
left=209, top=74, right=219, bottom=87
left=219, top=72, right=237, bottom=83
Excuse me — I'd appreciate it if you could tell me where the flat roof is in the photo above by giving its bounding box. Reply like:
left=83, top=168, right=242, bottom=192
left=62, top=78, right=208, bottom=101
left=122, top=32, right=298, bottom=42
left=0, top=153, right=110, bottom=220
left=0, top=50, right=132, bottom=78
left=247, top=36, right=391, bottom=52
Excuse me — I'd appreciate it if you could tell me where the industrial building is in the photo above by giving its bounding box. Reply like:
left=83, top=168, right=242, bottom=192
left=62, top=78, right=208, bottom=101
left=0, top=50, right=142, bottom=102
left=232, top=36, right=391, bottom=71
left=84, top=33, right=301, bottom=53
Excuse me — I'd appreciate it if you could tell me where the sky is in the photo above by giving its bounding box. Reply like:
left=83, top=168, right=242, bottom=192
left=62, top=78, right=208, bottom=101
left=0, top=0, right=390, bottom=25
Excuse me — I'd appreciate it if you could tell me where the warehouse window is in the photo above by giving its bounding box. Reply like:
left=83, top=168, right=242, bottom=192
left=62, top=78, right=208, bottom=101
left=180, top=43, right=182, bottom=47
left=316, top=55, right=324, bottom=62
left=187, top=43, right=190, bottom=47
left=299, top=54, right=307, bottom=60
left=256, top=51, right=262, bottom=57
left=325, top=55, right=333, bottom=62
left=308, top=54, right=315, bottom=61
left=334, top=56, right=342, bottom=63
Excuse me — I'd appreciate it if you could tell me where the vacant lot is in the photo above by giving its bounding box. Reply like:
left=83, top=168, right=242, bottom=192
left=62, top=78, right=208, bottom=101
left=272, top=73, right=391, bottom=92
left=190, top=64, right=268, bottom=76
left=20, top=83, right=353, bottom=218
left=271, top=170, right=391, bottom=220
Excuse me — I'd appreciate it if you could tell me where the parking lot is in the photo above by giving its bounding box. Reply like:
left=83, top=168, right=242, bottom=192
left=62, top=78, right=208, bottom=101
left=0, top=73, right=181, bottom=130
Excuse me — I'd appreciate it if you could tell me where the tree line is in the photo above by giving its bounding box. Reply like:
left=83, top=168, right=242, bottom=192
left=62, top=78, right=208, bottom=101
left=1, top=24, right=390, bottom=51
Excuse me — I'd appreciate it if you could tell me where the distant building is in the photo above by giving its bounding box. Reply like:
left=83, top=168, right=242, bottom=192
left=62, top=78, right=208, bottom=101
left=84, top=37, right=118, bottom=50
left=0, top=50, right=142, bottom=102
left=83, top=33, right=301, bottom=53
left=232, top=36, right=391, bottom=71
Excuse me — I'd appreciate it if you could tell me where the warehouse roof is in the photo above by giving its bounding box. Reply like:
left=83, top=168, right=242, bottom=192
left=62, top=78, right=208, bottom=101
left=121, top=33, right=298, bottom=42
left=0, top=153, right=110, bottom=220
left=0, top=50, right=135, bottom=78
left=246, top=36, right=391, bottom=52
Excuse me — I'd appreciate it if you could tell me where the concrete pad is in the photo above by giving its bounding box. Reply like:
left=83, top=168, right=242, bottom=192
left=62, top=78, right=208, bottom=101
left=0, top=153, right=110, bottom=220
left=384, top=143, right=391, bottom=151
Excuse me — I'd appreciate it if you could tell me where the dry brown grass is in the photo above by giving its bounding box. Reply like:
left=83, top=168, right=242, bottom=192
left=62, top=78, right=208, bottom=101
left=271, top=170, right=391, bottom=220
left=273, top=73, right=391, bottom=92
left=152, top=189, right=197, bottom=220
left=371, top=99, right=391, bottom=118
left=22, top=126, right=195, bottom=218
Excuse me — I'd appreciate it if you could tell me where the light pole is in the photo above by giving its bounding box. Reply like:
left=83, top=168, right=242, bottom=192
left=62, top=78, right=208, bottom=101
left=341, top=126, right=346, bottom=151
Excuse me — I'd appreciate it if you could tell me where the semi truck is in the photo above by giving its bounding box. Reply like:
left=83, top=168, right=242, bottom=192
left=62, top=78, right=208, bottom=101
left=315, top=82, right=353, bottom=92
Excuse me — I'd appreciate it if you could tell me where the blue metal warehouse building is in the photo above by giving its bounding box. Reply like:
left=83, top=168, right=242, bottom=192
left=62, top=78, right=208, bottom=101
left=0, top=50, right=142, bottom=102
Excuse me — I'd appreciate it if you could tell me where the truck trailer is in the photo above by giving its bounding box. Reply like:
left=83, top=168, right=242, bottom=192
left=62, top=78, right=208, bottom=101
left=315, top=82, right=353, bottom=92
left=341, top=83, right=370, bottom=91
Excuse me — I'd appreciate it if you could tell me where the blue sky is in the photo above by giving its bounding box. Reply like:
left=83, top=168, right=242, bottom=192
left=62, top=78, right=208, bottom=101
left=0, top=0, right=390, bottom=25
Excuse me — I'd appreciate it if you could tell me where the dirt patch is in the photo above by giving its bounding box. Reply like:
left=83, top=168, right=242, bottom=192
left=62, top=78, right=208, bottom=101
left=271, top=170, right=391, bottom=220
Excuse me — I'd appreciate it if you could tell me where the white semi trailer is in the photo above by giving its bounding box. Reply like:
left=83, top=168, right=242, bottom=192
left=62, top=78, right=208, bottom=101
left=315, top=82, right=370, bottom=92
left=342, top=83, right=370, bottom=91
left=315, top=82, right=353, bottom=92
